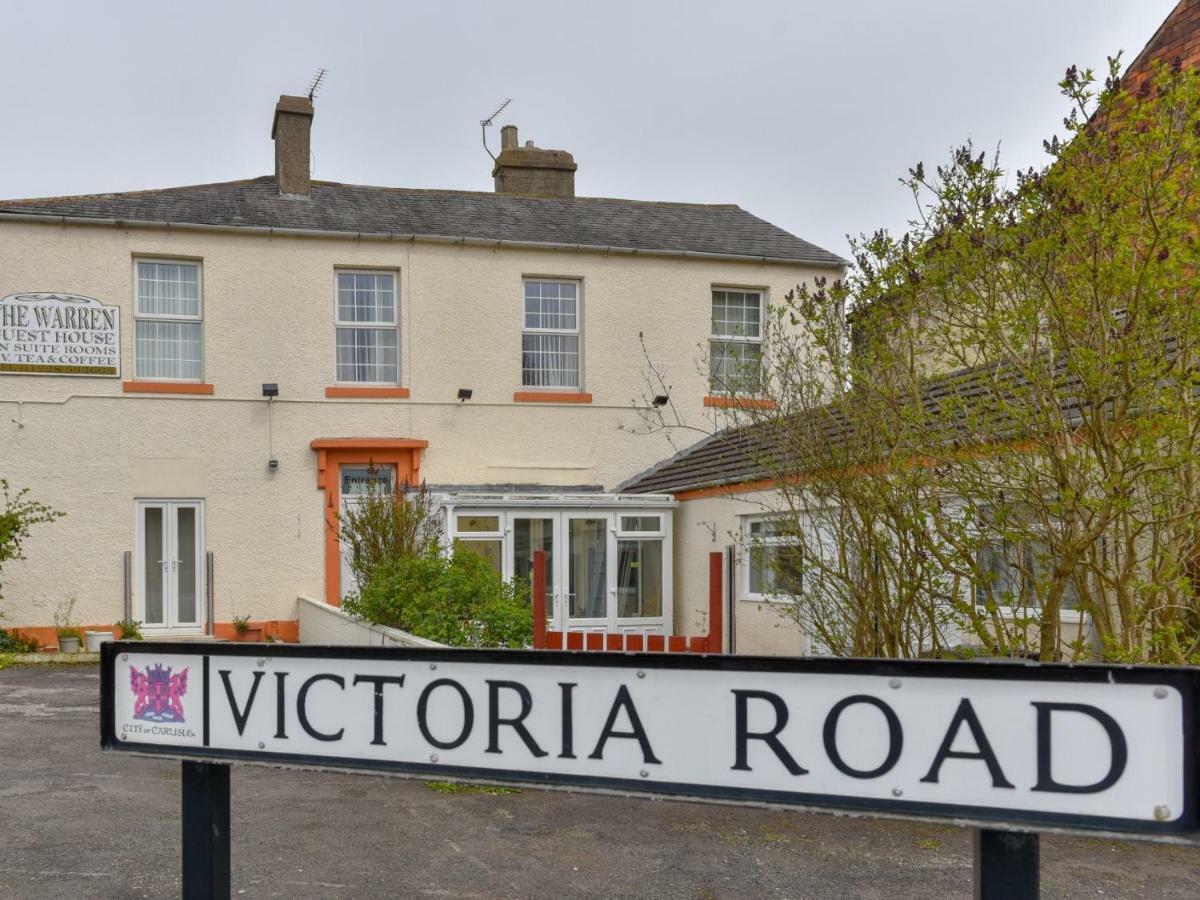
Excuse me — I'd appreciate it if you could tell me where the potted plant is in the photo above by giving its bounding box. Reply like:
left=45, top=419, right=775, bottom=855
left=232, top=615, right=263, bottom=643
left=83, top=629, right=115, bottom=652
left=53, top=597, right=82, bottom=654
left=114, top=619, right=144, bottom=641
left=56, top=627, right=83, bottom=654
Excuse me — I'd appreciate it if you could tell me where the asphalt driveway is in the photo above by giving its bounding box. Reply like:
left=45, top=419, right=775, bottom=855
left=0, top=664, right=1197, bottom=899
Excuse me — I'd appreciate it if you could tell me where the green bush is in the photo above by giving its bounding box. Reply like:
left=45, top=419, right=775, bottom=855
left=1, top=478, right=64, bottom=605
left=0, top=628, right=41, bottom=653
left=337, top=478, right=443, bottom=591
left=344, top=546, right=532, bottom=649
left=114, top=619, right=144, bottom=641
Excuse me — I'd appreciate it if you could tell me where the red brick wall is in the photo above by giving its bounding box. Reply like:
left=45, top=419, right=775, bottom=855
left=1126, top=0, right=1200, bottom=82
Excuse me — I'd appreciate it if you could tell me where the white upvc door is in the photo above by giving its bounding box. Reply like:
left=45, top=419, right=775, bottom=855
left=137, top=500, right=204, bottom=633
left=508, top=513, right=558, bottom=629
left=562, top=512, right=615, bottom=635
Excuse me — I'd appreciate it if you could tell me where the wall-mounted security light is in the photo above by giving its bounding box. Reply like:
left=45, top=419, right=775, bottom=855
left=652, top=394, right=670, bottom=407
left=457, top=388, right=473, bottom=402
left=263, top=384, right=280, bottom=472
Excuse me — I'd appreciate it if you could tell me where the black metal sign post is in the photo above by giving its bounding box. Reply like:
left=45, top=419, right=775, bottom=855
left=176, top=770, right=1048, bottom=900
left=181, top=760, right=231, bottom=900
left=100, top=643, right=1200, bottom=899
left=173, top=780, right=1046, bottom=900
left=974, top=829, right=1039, bottom=899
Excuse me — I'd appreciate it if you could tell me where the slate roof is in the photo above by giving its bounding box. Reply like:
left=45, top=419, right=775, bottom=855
left=618, top=424, right=778, bottom=495
left=619, top=358, right=1102, bottom=495
left=0, top=176, right=846, bottom=267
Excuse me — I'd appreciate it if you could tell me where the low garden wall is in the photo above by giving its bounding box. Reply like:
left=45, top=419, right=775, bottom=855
left=296, top=596, right=443, bottom=648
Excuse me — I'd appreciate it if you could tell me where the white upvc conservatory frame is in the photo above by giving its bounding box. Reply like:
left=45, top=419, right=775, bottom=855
left=438, top=492, right=676, bottom=637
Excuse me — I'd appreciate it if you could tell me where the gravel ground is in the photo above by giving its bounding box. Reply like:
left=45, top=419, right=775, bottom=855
left=1, top=664, right=1197, bottom=899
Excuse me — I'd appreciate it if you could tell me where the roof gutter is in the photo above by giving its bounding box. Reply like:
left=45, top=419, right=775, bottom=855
left=0, top=211, right=848, bottom=269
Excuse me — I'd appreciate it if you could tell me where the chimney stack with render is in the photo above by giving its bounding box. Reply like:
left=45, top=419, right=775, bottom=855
left=272, top=95, right=314, bottom=197
left=492, top=125, right=576, bottom=199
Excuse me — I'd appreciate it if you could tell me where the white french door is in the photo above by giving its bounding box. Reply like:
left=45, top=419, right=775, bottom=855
left=510, top=515, right=556, bottom=623
left=563, top=513, right=613, bottom=633
left=137, top=500, right=204, bottom=633
left=495, top=510, right=670, bottom=637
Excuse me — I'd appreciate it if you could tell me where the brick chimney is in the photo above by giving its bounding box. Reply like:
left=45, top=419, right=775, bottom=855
left=272, top=95, right=314, bottom=197
left=492, top=125, right=577, bottom=199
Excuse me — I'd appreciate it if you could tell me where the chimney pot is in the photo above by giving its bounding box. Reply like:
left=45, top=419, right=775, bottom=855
left=272, top=94, right=314, bottom=197
left=491, top=122, right=577, bottom=199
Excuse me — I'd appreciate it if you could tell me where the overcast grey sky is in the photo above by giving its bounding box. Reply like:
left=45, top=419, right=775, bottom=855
left=1, top=1, right=1178, bottom=261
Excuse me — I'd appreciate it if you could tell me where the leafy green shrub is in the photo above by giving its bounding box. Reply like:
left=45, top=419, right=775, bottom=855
left=344, top=546, right=532, bottom=648
left=0, top=627, right=40, bottom=653
left=0, top=479, right=64, bottom=605
left=114, top=619, right=144, bottom=641
left=337, top=478, right=443, bottom=591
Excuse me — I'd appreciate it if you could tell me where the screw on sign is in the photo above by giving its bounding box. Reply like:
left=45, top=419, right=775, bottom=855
left=102, top=644, right=1199, bottom=900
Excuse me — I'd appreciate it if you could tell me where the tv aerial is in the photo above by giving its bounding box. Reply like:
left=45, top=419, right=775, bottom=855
left=481, top=98, right=512, bottom=162
left=307, top=68, right=328, bottom=101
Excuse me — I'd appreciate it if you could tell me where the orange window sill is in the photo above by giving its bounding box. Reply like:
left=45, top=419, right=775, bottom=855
left=703, top=395, right=775, bottom=409
left=123, top=381, right=214, bottom=395
left=325, top=386, right=411, bottom=399
left=513, top=391, right=594, bottom=404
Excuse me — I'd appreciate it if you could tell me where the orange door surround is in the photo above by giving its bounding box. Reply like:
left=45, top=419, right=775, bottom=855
left=310, top=438, right=429, bottom=605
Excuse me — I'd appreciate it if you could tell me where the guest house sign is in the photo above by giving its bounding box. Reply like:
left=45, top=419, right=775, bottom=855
left=101, top=643, right=1200, bottom=838
left=0, top=292, right=121, bottom=376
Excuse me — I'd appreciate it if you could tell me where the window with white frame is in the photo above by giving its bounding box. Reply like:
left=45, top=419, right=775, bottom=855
left=616, top=514, right=664, bottom=618
left=453, top=514, right=504, bottom=574
left=974, top=535, right=1081, bottom=614
left=743, top=517, right=803, bottom=601
left=522, top=279, right=580, bottom=389
left=441, top=502, right=673, bottom=629
left=513, top=516, right=555, bottom=607
left=710, top=288, right=763, bottom=394
left=335, top=271, right=399, bottom=384
left=135, top=260, right=203, bottom=380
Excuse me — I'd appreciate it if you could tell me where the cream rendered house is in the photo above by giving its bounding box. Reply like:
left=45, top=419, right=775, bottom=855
left=0, top=95, right=844, bottom=648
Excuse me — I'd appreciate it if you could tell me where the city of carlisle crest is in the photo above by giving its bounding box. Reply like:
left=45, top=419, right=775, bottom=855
left=129, top=663, right=189, bottom=723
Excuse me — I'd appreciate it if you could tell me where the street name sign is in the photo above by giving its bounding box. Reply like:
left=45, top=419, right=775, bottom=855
left=100, top=642, right=1198, bottom=839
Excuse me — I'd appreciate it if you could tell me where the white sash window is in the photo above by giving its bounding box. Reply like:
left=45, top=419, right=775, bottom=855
left=522, top=279, right=581, bottom=389
left=335, top=271, right=399, bottom=384
left=710, top=288, right=763, bottom=394
left=134, top=260, right=203, bottom=381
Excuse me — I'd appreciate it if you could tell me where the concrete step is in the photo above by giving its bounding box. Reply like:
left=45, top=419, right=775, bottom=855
left=140, top=634, right=227, bottom=642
